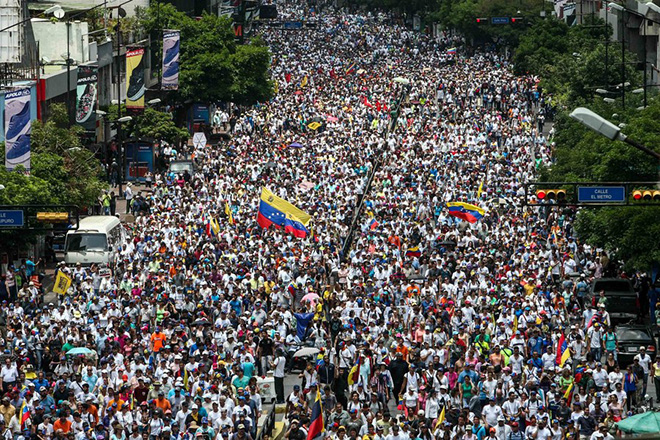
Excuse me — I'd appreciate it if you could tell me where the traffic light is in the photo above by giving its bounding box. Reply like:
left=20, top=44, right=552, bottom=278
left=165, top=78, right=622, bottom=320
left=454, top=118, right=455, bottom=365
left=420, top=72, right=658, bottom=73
left=476, top=17, right=488, bottom=24
left=632, top=189, right=660, bottom=201
left=536, top=189, right=566, bottom=201
left=36, top=212, right=69, bottom=223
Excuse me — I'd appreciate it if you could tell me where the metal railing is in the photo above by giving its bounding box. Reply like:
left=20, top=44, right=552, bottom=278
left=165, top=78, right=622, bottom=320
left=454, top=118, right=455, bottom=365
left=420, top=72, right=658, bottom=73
left=340, top=84, right=410, bottom=261
left=255, top=402, right=277, bottom=440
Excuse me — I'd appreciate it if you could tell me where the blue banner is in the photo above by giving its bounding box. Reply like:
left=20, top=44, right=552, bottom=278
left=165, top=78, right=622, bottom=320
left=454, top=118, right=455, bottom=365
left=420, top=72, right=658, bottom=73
left=161, top=30, right=180, bottom=90
left=4, top=88, right=31, bottom=172
left=293, top=313, right=315, bottom=340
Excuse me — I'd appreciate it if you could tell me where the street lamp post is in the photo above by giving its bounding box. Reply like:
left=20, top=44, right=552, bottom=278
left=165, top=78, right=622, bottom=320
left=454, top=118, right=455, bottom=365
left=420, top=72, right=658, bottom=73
left=569, top=107, right=660, bottom=160
left=66, top=20, right=72, bottom=126
left=114, top=8, right=126, bottom=197
left=608, top=3, right=626, bottom=109
left=607, top=3, right=660, bottom=108
left=117, top=115, right=133, bottom=199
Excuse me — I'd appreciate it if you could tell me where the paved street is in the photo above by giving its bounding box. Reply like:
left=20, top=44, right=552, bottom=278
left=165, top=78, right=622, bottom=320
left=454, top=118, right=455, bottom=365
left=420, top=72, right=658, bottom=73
left=2, top=2, right=659, bottom=440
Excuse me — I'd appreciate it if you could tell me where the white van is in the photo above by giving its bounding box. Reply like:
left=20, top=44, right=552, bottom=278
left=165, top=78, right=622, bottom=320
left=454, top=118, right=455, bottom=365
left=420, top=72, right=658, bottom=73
left=64, top=216, right=126, bottom=266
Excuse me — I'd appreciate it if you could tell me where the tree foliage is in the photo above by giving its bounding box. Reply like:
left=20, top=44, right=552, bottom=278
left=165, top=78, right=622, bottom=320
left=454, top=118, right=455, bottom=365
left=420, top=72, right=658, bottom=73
left=104, top=104, right=188, bottom=145
left=514, top=18, right=639, bottom=109
left=542, top=98, right=660, bottom=271
left=0, top=104, right=107, bottom=251
left=139, top=4, right=273, bottom=105
left=133, top=107, right=189, bottom=144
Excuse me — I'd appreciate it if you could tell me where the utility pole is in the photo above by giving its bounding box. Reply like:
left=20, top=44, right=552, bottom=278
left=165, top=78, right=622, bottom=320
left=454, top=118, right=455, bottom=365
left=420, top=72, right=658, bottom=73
left=116, top=22, right=123, bottom=198
left=66, top=20, right=72, bottom=127
left=621, top=7, right=625, bottom=110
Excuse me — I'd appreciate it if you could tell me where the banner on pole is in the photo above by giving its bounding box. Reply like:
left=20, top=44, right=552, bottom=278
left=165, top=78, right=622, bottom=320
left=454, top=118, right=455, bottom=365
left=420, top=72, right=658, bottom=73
left=161, top=30, right=180, bottom=90
left=75, top=65, right=98, bottom=131
left=4, top=88, right=31, bottom=172
left=126, top=47, right=145, bottom=111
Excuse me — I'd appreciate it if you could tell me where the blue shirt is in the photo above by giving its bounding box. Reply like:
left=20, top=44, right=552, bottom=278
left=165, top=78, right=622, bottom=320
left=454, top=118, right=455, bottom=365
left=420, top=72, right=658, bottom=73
left=473, top=424, right=487, bottom=440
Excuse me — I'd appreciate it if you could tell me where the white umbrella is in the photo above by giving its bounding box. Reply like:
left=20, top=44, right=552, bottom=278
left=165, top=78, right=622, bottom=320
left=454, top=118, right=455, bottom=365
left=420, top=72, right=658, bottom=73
left=293, top=347, right=320, bottom=358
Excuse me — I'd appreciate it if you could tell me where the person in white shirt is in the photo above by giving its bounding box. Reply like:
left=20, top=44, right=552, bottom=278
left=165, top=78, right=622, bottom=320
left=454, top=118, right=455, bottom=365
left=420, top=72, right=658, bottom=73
left=592, top=363, right=609, bottom=389
left=608, top=366, right=623, bottom=392
left=634, top=347, right=652, bottom=395
left=271, top=350, right=286, bottom=404
left=589, top=424, right=614, bottom=440
left=493, top=417, right=511, bottom=440
left=482, top=399, right=504, bottom=428
left=536, top=419, right=552, bottom=440
left=0, top=360, right=18, bottom=390
left=502, top=392, right=521, bottom=420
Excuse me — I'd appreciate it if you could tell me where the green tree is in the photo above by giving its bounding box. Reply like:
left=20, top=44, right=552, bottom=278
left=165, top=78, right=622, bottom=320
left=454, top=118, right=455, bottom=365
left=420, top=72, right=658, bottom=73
left=133, top=107, right=189, bottom=144
left=139, top=4, right=273, bottom=105
left=513, top=19, right=570, bottom=75
left=542, top=98, right=660, bottom=270
left=104, top=104, right=187, bottom=145
left=0, top=104, right=107, bottom=253
left=575, top=207, right=660, bottom=272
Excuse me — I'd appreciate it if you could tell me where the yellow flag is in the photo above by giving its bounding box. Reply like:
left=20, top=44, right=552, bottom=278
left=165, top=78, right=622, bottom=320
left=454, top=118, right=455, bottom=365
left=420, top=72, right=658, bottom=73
left=183, top=367, right=190, bottom=391
left=512, top=315, right=518, bottom=335
left=301, top=75, right=308, bottom=88
left=210, top=218, right=220, bottom=236
left=225, top=202, right=234, bottom=225
left=477, top=180, right=484, bottom=198
left=563, top=382, right=574, bottom=400
left=53, top=271, right=72, bottom=295
left=434, top=406, right=446, bottom=431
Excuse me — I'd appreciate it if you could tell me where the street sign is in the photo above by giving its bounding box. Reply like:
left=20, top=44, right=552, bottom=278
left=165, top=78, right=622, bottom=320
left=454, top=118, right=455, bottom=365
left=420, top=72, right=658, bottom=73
left=577, top=186, right=626, bottom=203
left=491, top=16, right=510, bottom=24
left=192, top=132, right=207, bottom=148
left=0, top=210, right=24, bottom=227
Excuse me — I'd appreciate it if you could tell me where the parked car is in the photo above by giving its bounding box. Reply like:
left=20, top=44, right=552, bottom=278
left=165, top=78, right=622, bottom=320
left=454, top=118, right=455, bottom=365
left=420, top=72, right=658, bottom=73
left=615, top=324, right=656, bottom=367
left=587, top=278, right=637, bottom=322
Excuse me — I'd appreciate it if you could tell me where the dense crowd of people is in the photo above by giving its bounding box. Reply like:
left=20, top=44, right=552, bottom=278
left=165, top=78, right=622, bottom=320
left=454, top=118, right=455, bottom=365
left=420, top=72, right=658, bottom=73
left=0, top=2, right=656, bottom=440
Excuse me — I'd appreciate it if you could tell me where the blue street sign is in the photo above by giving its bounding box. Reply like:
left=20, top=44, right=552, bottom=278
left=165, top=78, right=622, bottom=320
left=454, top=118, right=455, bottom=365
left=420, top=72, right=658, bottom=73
left=491, top=16, right=510, bottom=24
left=0, top=210, right=24, bottom=227
left=577, top=186, right=626, bottom=203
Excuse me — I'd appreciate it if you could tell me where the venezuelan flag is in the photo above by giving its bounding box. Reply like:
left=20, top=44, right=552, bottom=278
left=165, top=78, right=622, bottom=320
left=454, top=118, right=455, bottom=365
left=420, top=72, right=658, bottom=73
left=405, top=246, right=421, bottom=258
left=257, top=188, right=311, bottom=238
left=446, top=47, right=457, bottom=55
left=348, top=356, right=361, bottom=386
left=20, top=401, right=29, bottom=429
left=369, top=218, right=379, bottom=230
left=556, top=333, right=570, bottom=367
left=307, top=390, right=324, bottom=440
left=345, top=62, right=356, bottom=75
left=446, top=202, right=485, bottom=223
